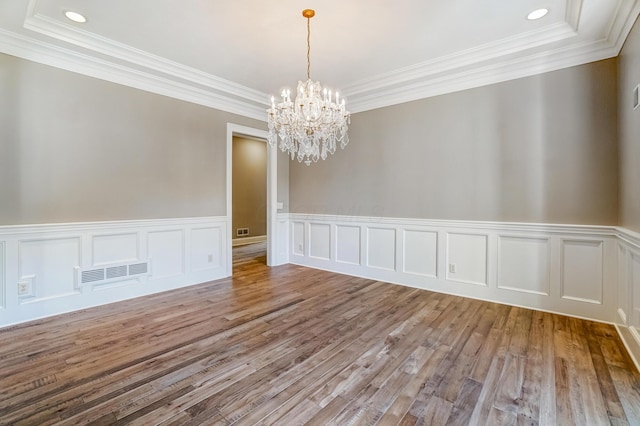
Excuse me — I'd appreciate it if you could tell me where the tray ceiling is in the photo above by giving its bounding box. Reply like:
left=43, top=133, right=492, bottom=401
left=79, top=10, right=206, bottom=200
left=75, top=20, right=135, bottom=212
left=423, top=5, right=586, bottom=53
left=0, top=0, right=638, bottom=120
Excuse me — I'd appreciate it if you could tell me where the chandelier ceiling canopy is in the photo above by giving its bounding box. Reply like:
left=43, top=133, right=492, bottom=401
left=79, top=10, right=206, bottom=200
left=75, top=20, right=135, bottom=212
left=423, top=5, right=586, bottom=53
left=267, top=9, right=351, bottom=166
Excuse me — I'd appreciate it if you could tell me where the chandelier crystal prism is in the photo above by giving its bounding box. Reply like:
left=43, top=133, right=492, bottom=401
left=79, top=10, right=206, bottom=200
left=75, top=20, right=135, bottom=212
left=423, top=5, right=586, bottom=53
left=267, top=9, right=350, bottom=166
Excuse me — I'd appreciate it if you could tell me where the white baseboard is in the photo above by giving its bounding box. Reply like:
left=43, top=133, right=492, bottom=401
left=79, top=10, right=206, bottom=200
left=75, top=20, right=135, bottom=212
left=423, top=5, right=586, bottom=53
left=0, top=216, right=229, bottom=328
left=232, top=235, right=267, bottom=246
left=615, top=324, right=640, bottom=373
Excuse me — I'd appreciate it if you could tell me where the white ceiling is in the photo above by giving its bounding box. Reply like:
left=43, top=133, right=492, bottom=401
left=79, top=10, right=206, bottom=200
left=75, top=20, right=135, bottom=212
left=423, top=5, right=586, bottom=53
left=1, top=0, right=638, bottom=120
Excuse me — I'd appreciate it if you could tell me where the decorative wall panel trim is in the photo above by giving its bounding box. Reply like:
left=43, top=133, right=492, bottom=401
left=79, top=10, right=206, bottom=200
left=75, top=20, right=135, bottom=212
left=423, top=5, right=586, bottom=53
left=615, top=226, right=640, bottom=373
left=560, top=239, right=604, bottom=304
left=191, top=227, right=222, bottom=271
left=617, top=244, right=629, bottom=326
left=147, top=229, right=185, bottom=280
left=292, top=222, right=305, bottom=257
left=366, top=227, right=397, bottom=271
left=497, top=235, right=551, bottom=296
left=336, top=225, right=361, bottom=266
left=288, top=214, right=618, bottom=325
left=0, top=242, right=4, bottom=310
left=18, top=237, right=82, bottom=304
left=446, top=232, right=488, bottom=287
left=0, top=216, right=228, bottom=328
left=309, top=223, right=331, bottom=261
left=92, top=233, right=138, bottom=267
left=402, top=229, right=437, bottom=278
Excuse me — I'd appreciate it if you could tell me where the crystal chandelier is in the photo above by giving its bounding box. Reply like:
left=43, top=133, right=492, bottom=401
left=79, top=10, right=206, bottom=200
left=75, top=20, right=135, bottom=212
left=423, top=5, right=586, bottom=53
left=267, top=9, right=350, bottom=166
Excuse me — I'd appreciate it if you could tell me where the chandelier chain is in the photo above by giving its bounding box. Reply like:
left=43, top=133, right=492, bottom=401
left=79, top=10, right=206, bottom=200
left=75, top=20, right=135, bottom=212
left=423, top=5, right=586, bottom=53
left=306, top=16, right=311, bottom=80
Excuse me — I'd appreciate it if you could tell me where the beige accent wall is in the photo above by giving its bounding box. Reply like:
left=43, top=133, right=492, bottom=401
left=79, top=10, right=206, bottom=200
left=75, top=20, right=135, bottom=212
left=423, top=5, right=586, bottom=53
left=290, top=59, right=619, bottom=225
left=0, top=53, right=266, bottom=225
left=232, top=136, right=267, bottom=237
left=619, top=16, right=640, bottom=233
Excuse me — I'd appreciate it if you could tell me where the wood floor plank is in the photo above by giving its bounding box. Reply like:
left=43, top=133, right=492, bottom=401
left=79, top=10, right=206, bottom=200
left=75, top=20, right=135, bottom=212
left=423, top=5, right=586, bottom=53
left=445, top=377, right=483, bottom=426
left=0, top=241, right=638, bottom=425
left=554, top=356, right=575, bottom=426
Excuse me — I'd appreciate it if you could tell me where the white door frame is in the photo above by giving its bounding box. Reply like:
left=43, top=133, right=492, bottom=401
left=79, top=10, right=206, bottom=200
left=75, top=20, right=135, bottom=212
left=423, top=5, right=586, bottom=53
left=226, top=123, right=276, bottom=275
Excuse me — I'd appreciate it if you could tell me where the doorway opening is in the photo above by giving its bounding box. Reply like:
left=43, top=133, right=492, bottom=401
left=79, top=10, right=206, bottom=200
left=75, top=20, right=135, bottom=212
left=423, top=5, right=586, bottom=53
left=232, top=134, right=267, bottom=267
left=226, top=124, right=277, bottom=276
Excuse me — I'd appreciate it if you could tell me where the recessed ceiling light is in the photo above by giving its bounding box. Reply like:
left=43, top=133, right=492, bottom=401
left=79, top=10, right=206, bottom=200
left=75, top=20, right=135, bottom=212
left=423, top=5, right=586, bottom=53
left=527, top=8, right=549, bottom=20
left=64, top=11, right=87, bottom=23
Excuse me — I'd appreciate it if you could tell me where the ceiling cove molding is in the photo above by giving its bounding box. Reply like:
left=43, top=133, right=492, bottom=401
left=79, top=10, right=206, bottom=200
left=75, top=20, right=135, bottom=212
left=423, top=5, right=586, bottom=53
left=565, top=0, right=584, bottom=31
left=23, top=7, right=268, bottom=107
left=348, top=39, right=618, bottom=113
left=0, top=29, right=267, bottom=121
left=342, top=21, right=578, bottom=98
left=606, top=0, right=640, bottom=51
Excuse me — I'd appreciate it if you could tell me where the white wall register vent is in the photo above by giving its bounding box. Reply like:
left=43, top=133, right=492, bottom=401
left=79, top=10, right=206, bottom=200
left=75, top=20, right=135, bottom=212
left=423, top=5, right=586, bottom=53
left=81, top=261, right=149, bottom=284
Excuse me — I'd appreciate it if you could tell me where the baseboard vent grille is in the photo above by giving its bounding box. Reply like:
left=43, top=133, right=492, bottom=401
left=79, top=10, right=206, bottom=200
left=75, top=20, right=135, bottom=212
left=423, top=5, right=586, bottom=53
left=82, top=269, right=105, bottom=283
left=128, top=262, right=148, bottom=275
left=106, top=265, right=127, bottom=280
left=81, top=261, right=149, bottom=284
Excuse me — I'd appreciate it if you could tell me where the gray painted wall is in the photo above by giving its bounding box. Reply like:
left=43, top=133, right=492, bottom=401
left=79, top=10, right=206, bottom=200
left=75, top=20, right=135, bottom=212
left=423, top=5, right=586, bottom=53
left=232, top=136, right=267, bottom=237
left=619, top=16, right=640, bottom=233
left=290, top=59, right=619, bottom=225
left=0, top=53, right=266, bottom=225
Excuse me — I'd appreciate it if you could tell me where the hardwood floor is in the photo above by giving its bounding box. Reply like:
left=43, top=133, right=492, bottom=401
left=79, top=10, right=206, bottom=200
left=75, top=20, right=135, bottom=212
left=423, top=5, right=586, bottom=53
left=0, top=243, right=639, bottom=425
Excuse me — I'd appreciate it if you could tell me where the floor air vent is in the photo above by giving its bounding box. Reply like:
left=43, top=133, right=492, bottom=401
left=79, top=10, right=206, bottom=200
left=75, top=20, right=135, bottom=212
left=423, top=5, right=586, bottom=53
left=81, top=269, right=105, bottom=284
left=106, top=265, right=127, bottom=280
left=81, top=261, right=149, bottom=284
left=128, top=262, right=148, bottom=275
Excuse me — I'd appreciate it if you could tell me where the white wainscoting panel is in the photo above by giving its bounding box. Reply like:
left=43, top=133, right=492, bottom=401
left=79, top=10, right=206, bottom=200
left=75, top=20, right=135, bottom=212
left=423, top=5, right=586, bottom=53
left=336, top=225, right=361, bottom=265
left=191, top=227, right=222, bottom=271
left=498, top=236, right=550, bottom=296
left=91, top=278, right=140, bottom=293
left=92, top=233, right=138, bottom=267
left=561, top=239, right=604, bottom=304
left=632, top=253, right=640, bottom=329
left=403, top=230, right=437, bottom=278
left=447, top=233, right=488, bottom=286
left=617, top=228, right=640, bottom=371
left=309, top=223, right=331, bottom=261
left=367, top=228, right=396, bottom=271
left=274, top=215, right=289, bottom=266
left=292, top=222, right=305, bottom=256
left=0, top=242, right=5, bottom=310
left=618, top=244, right=629, bottom=325
left=19, top=238, right=81, bottom=302
left=148, top=230, right=185, bottom=280
left=0, top=217, right=228, bottom=328
left=288, top=214, right=618, bottom=325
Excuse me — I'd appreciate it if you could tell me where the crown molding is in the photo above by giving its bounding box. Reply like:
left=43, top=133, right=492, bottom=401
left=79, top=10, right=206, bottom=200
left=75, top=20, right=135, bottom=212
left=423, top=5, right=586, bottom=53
left=23, top=9, right=267, bottom=106
left=342, top=21, right=578, bottom=98
left=606, top=0, right=640, bottom=51
left=566, top=0, right=584, bottom=31
left=347, top=38, right=619, bottom=113
left=0, top=0, right=637, bottom=119
left=0, top=28, right=267, bottom=121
